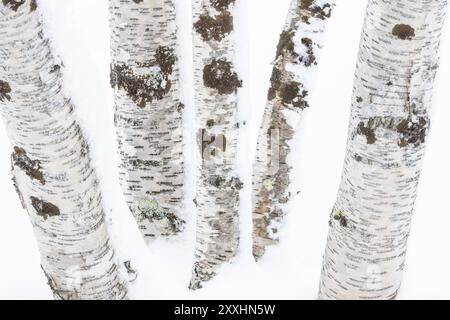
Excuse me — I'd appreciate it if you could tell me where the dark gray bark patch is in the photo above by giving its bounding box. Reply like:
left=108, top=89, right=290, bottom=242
left=194, top=11, right=233, bottom=42
left=30, top=0, right=36, bottom=11
left=132, top=0, right=143, bottom=3
left=300, top=0, right=333, bottom=24
left=110, top=46, right=176, bottom=108
left=267, top=68, right=309, bottom=109
left=211, top=0, right=235, bottom=11
left=397, top=115, right=428, bottom=148
left=30, top=196, right=60, bottom=220
left=0, top=80, right=11, bottom=102
left=12, top=146, right=45, bottom=185
left=203, top=59, right=242, bottom=95
left=276, top=29, right=298, bottom=59
left=392, top=24, right=415, bottom=40
left=208, top=175, right=243, bottom=190
left=2, top=0, right=25, bottom=12
left=300, top=37, right=317, bottom=67
left=356, top=121, right=377, bottom=144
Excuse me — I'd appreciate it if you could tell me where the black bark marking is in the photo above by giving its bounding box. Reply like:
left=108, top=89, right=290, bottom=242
left=12, top=146, right=45, bottom=185
left=300, top=0, right=333, bottom=24
left=211, top=0, right=235, bottom=11
left=2, top=0, right=25, bottom=11
left=0, top=80, right=11, bottom=102
left=392, top=24, right=415, bottom=40
left=110, top=46, right=176, bottom=108
left=203, top=59, right=242, bottom=95
left=30, top=197, right=60, bottom=220
left=194, top=11, right=233, bottom=42
left=132, top=0, right=143, bottom=3
left=333, top=209, right=348, bottom=228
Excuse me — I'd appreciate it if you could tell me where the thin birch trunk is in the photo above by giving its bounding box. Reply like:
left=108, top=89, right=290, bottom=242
left=0, top=0, right=127, bottom=300
left=109, top=0, right=185, bottom=240
left=252, top=0, right=334, bottom=259
left=319, top=0, right=448, bottom=300
left=190, top=0, right=242, bottom=289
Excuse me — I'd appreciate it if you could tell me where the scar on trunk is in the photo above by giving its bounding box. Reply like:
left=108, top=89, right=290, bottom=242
left=12, top=146, right=45, bottom=185
left=30, top=197, right=60, bottom=220
left=392, top=24, right=415, bottom=40
left=194, top=11, right=233, bottom=41
left=197, top=128, right=227, bottom=160
left=110, top=46, right=176, bottom=108
left=0, top=80, right=11, bottom=102
left=203, top=59, right=242, bottom=95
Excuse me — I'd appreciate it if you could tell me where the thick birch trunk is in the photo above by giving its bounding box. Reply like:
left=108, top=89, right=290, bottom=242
left=0, top=0, right=127, bottom=300
left=190, top=0, right=242, bottom=289
left=319, top=0, right=448, bottom=300
left=252, top=0, right=334, bottom=259
left=109, top=0, right=185, bottom=240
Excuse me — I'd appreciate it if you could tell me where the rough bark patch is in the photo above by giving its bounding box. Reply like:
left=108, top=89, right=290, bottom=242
left=268, top=69, right=309, bottom=109
left=194, top=11, right=233, bottom=41
left=30, top=196, right=60, bottom=220
left=300, top=0, right=333, bottom=24
left=2, top=0, right=25, bottom=12
left=135, top=199, right=184, bottom=234
left=356, top=121, right=377, bottom=144
left=392, top=24, right=415, bottom=40
left=12, top=146, right=45, bottom=185
left=110, top=46, right=176, bottom=108
left=0, top=80, right=11, bottom=102
left=211, top=0, right=235, bottom=11
left=397, top=115, right=428, bottom=148
left=300, top=37, right=317, bottom=67
left=30, top=0, right=36, bottom=11
left=203, top=59, right=242, bottom=95
left=276, top=29, right=297, bottom=59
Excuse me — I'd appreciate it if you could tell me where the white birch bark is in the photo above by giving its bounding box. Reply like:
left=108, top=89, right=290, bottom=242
left=252, top=0, right=334, bottom=259
left=0, top=0, right=127, bottom=300
left=190, top=0, right=243, bottom=289
left=109, top=0, right=185, bottom=240
left=319, top=0, right=448, bottom=300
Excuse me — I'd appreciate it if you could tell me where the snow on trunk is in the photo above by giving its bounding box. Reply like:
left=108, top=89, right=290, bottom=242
left=109, top=0, right=185, bottom=240
left=252, top=0, right=334, bottom=259
left=190, top=0, right=243, bottom=289
left=0, top=0, right=127, bottom=300
left=319, top=0, right=448, bottom=300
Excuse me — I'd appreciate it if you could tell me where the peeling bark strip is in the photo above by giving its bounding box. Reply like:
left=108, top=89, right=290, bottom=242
left=252, top=0, right=334, bottom=260
left=319, top=0, right=448, bottom=300
left=0, top=2, right=127, bottom=299
left=109, top=0, right=185, bottom=239
left=190, top=0, right=242, bottom=289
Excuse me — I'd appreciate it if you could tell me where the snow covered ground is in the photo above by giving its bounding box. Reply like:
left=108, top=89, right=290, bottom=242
left=1, top=0, right=450, bottom=299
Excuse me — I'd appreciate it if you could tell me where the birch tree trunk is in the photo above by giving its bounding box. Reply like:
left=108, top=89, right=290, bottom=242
left=252, top=0, right=334, bottom=259
left=109, top=0, right=185, bottom=240
left=190, top=0, right=243, bottom=289
left=319, top=0, right=448, bottom=300
left=0, top=0, right=127, bottom=300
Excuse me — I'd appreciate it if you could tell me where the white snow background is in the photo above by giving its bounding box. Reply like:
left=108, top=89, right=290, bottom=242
left=1, top=0, right=450, bottom=299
